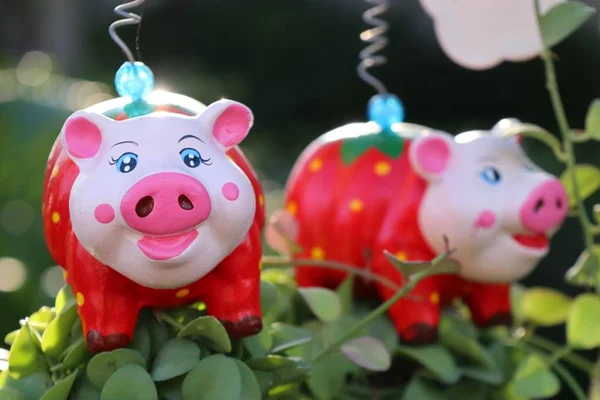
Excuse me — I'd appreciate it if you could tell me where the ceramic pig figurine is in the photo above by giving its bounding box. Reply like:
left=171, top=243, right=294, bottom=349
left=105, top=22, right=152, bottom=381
left=267, top=118, right=568, bottom=344
left=43, top=92, right=265, bottom=352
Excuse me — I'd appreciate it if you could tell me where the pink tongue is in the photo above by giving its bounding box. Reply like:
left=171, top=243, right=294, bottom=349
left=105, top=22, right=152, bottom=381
left=138, top=231, right=199, bottom=260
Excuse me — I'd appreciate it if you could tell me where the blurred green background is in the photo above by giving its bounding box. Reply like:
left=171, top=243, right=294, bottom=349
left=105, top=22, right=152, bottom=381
left=1, top=0, right=600, bottom=385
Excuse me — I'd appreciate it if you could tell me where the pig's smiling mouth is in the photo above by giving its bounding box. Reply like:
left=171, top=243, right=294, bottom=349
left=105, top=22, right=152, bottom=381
left=511, top=233, right=549, bottom=251
left=138, top=230, right=199, bottom=261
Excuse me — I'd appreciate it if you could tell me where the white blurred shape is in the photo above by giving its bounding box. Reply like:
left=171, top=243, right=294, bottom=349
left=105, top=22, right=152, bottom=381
left=0, top=258, right=27, bottom=292
left=419, top=0, right=564, bottom=70
left=41, top=266, right=65, bottom=298
left=16, top=51, right=53, bottom=86
left=1, top=200, right=34, bottom=236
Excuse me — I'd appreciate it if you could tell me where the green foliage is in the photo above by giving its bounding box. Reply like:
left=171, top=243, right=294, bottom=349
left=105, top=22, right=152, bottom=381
left=538, top=1, right=596, bottom=48
left=566, top=294, right=600, bottom=350
left=520, top=287, right=572, bottom=326
left=559, top=164, right=600, bottom=210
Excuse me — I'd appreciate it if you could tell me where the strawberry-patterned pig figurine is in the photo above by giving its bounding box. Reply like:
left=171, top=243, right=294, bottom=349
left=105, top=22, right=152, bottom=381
left=267, top=117, right=568, bottom=344
left=42, top=91, right=265, bottom=352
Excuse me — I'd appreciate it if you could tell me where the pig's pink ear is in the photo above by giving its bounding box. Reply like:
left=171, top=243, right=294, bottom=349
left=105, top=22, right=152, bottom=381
left=409, top=131, right=455, bottom=181
left=61, top=111, right=110, bottom=160
left=200, top=99, right=254, bottom=148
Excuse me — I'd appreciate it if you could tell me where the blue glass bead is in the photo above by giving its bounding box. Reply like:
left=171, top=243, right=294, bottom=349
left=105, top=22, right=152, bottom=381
left=115, top=61, right=154, bottom=101
left=367, top=94, right=405, bottom=131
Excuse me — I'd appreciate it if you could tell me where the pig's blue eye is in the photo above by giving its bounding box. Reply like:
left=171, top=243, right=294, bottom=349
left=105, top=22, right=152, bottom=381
left=481, top=166, right=502, bottom=185
left=111, top=152, right=138, bottom=173
left=524, top=163, right=536, bottom=171
left=180, top=148, right=211, bottom=168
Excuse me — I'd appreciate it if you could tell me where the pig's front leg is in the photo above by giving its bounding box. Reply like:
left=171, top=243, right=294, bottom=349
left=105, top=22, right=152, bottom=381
left=461, top=281, right=512, bottom=328
left=68, top=243, right=142, bottom=352
left=199, top=225, right=263, bottom=338
left=371, top=249, right=441, bottom=344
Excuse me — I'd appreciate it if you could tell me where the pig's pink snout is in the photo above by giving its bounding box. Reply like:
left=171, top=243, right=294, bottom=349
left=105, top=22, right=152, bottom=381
left=121, top=172, right=211, bottom=235
left=520, top=179, right=568, bottom=234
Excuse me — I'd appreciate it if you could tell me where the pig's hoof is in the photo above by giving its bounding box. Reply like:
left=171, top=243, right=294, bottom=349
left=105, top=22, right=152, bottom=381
left=486, top=312, right=513, bottom=327
left=87, top=331, right=131, bottom=353
left=400, top=324, right=438, bottom=345
left=222, top=316, right=263, bottom=338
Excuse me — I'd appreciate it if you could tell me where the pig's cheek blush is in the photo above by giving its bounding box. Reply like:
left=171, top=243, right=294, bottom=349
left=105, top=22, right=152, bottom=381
left=222, top=182, right=240, bottom=201
left=474, top=210, right=496, bottom=229
left=94, top=204, right=115, bottom=224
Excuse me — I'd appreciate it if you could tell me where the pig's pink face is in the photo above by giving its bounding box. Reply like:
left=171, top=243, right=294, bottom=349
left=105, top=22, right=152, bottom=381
left=410, top=119, right=568, bottom=282
left=60, top=99, right=256, bottom=289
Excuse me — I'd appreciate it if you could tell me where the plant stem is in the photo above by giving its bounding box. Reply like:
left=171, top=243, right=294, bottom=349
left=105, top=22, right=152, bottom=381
left=548, top=345, right=573, bottom=366
left=262, top=255, right=402, bottom=292
left=310, top=251, right=452, bottom=363
left=552, top=361, right=588, bottom=400
left=534, top=0, right=595, bottom=252
left=155, top=311, right=184, bottom=330
left=525, top=334, right=594, bottom=373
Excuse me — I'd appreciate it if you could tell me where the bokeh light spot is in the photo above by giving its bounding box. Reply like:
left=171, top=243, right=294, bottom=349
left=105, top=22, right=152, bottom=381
left=1, top=200, right=34, bottom=236
left=41, top=266, right=65, bottom=298
left=16, top=51, right=53, bottom=87
left=0, top=258, right=27, bottom=292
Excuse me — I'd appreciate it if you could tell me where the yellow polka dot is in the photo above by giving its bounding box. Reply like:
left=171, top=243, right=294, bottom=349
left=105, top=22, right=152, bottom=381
left=52, top=212, right=60, bottom=224
left=258, top=194, right=265, bottom=206
left=63, top=270, right=68, bottom=281
left=395, top=252, right=408, bottom=261
left=309, top=158, right=323, bottom=172
left=176, top=289, right=190, bottom=298
left=430, top=292, right=440, bottom=305
left=311, top=247, right=325, bottom=260
left=349, top=199, right=363, bottom=212
left=258, top=260, right=263, bottom=271
left=76, top=292, right=85, bottom=306
left=374, top=161, right=392, bottom=176
left=51, top=166, right=59, bottom=178
left=286, top=201, right=298, bottom=215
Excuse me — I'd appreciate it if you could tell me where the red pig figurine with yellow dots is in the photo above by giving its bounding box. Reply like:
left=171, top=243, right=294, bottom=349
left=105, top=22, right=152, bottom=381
left=267, top=118, right=568, bottom=344
left=43, top=92, right=265, bottom=352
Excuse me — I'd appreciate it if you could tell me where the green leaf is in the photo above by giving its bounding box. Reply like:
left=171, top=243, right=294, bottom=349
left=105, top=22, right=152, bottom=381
left=177, top=316, right=231, bottom=353
left=510, top=283, right=526, bottom=324
left=26, top=307, right=56, bottom=334
left=298, top=287, right=342, bottom=322
left=461, top=364, right=503, bottom=385
left=521, top=287, right=572, bottom=326
left=101, top=364, right=158, bottom=400
left=268, top=323, right=312, bottom=354
left=586, top=99, right=600, bottom=138
left=7, top=324, right=45, bottom=378
left=243, top=328, right=273, bottom=358
left=402, top=378, right=445, bottom=400
left=260, top=280, right=279, bottom=317
left=539, top=2, right=595, bottom=48
left=68, top=373, right=101, bottom=400
left=54, top=286, right=75, bottom=316
left=438, top=315, right=493, bottom=367
left=41, top=302, right=78, bottom=357
left=396, top=344, right=460, bottom=384
left=335, top=275, right=354, bottom=315
left=40, top=370, right=78, bottom=400
left=181, top=354, right=241, bottom=400
left=151, top=338, right=201, bottom=382
left=365, top=315, right=398, bottom=352
left=148, top=319, right=169, bottom=360
left=340, top=336, right=391, bottom=371
left=307, top=353, right=354, bottom=400
left=156, top=376, right=184, bottom=400
left=567, top=293, right=600, bottom=349
left=560, top=164, right=600, bottom=209
left=128, top=325, right=151, bottom=362
left=4, top=332, right=17, bottom=347
left=87, top=348, right=146, bottom=389
left=246, top=355, right=295, bottom=371
left=512, top=354, right=560, bottom=398
left=383, top=250, right=460, bottom=277
left=340, top=132, right=405, bottom=165
left=1, top=372, right=53, bottom=400
left=565, top=247, right=599, bottom=287
left=233, top=360, right=262, bottom=400
left=0, top=388, right=25, bottom=400
left=61, top=338, right=88, bottom=369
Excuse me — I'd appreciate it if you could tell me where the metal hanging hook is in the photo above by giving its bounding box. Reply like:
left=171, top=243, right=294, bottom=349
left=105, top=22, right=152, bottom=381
left=109, top=0, right=145, bottom=63
left=357, top=0, right=390, bottom=95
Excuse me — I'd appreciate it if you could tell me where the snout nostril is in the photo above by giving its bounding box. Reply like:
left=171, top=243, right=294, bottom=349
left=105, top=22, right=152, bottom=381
left=135, top=196, right=154, bottom=218
left=556, top=198, right=563, bottom=209
left=178, top=195, right=194, bottom=211
left=534, top=199, right=544, bottom=213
